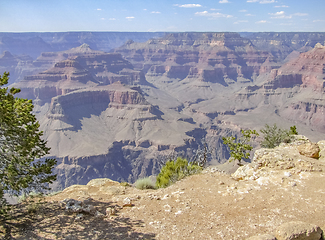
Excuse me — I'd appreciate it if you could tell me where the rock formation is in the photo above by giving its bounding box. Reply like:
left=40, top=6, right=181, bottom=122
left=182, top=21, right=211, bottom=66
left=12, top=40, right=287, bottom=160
left=4, top=33, right=325, bottom=190
left=242, top=32, right=325, bottom=61
left=115, top=32, right=276, bottom=86
left=12, top=45, right=146, bottom=102
left=230, top=43, right=325, bottom=134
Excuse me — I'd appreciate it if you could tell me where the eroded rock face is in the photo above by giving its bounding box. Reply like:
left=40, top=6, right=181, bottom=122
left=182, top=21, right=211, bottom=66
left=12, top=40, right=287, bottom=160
left=243, top=32, right=325, bottom=61
left=115, top=32, right=275, bottom=84
left=7, top=34, right=325, bottom=191
left=13, top=45, right=146, bottom=101
left=231, top=43, right=325, bottom=134
left=267, top=43, right=325, bottom=91
left=47, top=84, right=149, bottom=121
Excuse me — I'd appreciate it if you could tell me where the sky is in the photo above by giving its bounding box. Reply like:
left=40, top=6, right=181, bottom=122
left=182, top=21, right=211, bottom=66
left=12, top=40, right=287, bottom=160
left=1, top=0, right=324, bottom=32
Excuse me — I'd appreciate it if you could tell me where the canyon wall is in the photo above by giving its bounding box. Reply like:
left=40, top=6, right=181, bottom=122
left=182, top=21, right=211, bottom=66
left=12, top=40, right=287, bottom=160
left=2, top=32, right=325, bottom=190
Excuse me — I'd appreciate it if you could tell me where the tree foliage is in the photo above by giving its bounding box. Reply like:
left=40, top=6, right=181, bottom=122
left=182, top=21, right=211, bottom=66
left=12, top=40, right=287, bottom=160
left=0, top=72, right=56, bottom=216
left=156, top=157, right=202, bottom=188
left=222, top=129, right=259, bottom=164
left=260, top=124, right=298, bottom=148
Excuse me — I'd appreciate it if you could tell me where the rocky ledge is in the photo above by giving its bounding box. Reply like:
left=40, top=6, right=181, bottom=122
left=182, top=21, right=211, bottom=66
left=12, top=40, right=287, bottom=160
left=20, top=134, right=322, bottom=240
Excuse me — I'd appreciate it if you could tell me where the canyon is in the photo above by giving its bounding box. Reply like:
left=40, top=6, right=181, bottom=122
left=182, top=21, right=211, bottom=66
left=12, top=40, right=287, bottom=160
left=1, top=32, right=325, bottom=189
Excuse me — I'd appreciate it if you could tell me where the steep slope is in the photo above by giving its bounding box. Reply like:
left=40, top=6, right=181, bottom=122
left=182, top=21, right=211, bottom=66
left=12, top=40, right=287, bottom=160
left=115, top=32, right=278, bottom=100
left=222, top=43, right=325, bottom=136
left=12, top=45, right=145, bottom=101
left=7, top=33, right=325, bottom=190
left=12, top=45, right=214, bottom=188
left=241, top=32, right=325, bottom=61
left=0, top=50, right=34, bottom=84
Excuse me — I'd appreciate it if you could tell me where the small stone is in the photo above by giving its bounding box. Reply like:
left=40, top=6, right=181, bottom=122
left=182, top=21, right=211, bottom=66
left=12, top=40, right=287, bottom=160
left=162, top=194, right=169, bottom=200
left=123, top=197, right=131, bottom=205
left=75, top=213, right=84, bottom=222
left=83, top=205, right=96, bottom=214
left=122, top=197, right=133, bottom=207
left=175, top=210, right=182, bottom=215
left=284, top=172, right=292, bottom=177
left=163, top=204, right=172, bottom=212
left=94, top=211, right=105, bottom=218
left=106, top=207, right=116, bottom=216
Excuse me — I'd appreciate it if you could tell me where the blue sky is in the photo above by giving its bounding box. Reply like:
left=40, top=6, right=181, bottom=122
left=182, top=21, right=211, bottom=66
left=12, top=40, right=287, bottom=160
left=1, top=0, right=324, bottom=32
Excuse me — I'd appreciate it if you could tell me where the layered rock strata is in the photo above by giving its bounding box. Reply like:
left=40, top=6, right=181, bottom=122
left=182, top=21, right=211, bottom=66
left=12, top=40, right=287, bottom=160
left=115, top=32, right=276, bottom=85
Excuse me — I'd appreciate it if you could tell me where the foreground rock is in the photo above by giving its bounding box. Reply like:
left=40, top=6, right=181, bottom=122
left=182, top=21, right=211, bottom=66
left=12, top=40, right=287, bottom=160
left=275, top=221, right=322, bottom=240
left=232, top=135, right=325, bottom=181
left=30, top=135, right=324, bottom=239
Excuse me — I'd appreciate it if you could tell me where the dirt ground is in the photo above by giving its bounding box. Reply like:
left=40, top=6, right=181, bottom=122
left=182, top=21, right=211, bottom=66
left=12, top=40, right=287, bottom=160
left=2, top=164, right=325, bottom=240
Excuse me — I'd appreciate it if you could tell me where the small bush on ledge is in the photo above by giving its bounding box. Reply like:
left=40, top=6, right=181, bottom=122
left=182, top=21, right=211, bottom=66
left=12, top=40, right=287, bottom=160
left=156, top=157, right=202, bottom=188
left=260, top=124, right=298, bottom=148
left=135, top=177, right=156, bottom=190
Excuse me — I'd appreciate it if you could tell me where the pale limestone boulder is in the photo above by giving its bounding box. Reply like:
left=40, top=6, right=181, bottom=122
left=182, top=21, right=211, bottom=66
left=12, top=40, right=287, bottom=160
left=86, top=178, right=124, bottom=196
left=232, top=136, right=325, bottom=181
left=246, top=234, right=277, bottom=240
left=317, top=140, right=325, bottom=161
left=231, top=162, right=259, bottom=181
left=297, top=143, right=320, bottom=159
left=275, top=221, right=322, bottom=240
left=54, top=178, right=125, bottom=200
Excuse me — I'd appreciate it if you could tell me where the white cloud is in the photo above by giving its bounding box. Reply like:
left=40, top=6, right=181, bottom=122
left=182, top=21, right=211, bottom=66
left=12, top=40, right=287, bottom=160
left=247, top=0, right=275, bottom=3
left=234, top=20, right=249, bottom=24
left=245, top=13, right=255, bottom=16
left=275, top=5, right=289, bottom=8
left=239, top=9, right=247, bottom=12
left=101, top=18, right=105, bottom=20
left=210, top=8, right=221, bottom=11
left=293, top=12, right=308, bottom=17
left=174, top=4, right=202, bottom=8
left=151, top=11, right=161, bottom=14
left=280, top=23, right=293, bottom=26
left=143, top=9, right=147, bottom=11
left=97, top=8, right=102, bottom=11
left=195, top=11, right=232, bottom=18
left=219, top=0, right=229, bottom=3
left=268, top=11, right=308, bottom=19
left=269, top=11, right=291, bottom=19
left=109, top=18, right=116, bottom=21
left=256, top=20, right=269, bottom=23
left=126, top=16, right=135, bottom=19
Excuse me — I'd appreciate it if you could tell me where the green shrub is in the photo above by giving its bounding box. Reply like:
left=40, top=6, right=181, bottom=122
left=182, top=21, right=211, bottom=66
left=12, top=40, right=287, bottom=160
left=260, top=124, right=298, bottom=148
left=134, top=177, right=156, bottom=190
left=156, top=157, right=202, bottom=188
left=222, top=129, right=259, bottom=164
